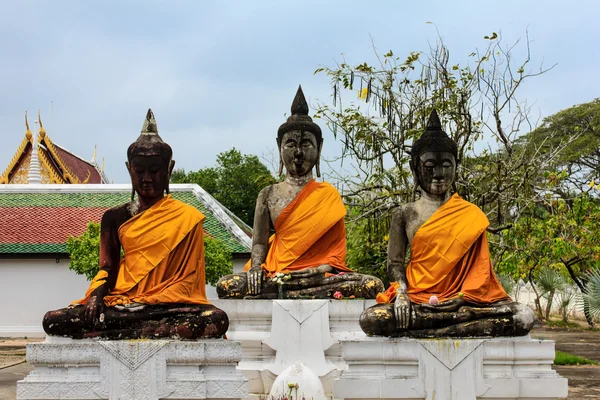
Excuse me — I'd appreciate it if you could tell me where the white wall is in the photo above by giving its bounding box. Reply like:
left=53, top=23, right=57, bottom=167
left=0, top=255, right=251, bottom=336
left=0, top=258, right=90, bottom=337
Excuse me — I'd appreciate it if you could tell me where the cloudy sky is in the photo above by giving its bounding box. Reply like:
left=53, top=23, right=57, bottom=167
left=1, top=1, right=598, bottom=183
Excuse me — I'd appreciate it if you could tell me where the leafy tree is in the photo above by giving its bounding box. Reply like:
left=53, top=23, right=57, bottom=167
left=314, top=30, right=558, bottom=276
left=494, top=188, right=600, bottom=326
left=520, top=98, right=600, bottom=193
left=171, top=148, right=277, bottom=226
left=67, top=221, right=233, bottom=286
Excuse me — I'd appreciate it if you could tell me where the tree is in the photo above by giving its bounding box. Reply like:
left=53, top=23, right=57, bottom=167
left=66, top=221, right=233, bottom=286
left=521, top=98, right=600, bottom=193
left=171, top=148, right=277, bottom=226
left=314, top=30, right=560, bottom=276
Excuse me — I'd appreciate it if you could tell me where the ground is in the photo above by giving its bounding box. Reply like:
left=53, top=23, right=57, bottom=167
left=531, top=324, right=600, bottom=399
left=1, top=324, right=599, bottom=399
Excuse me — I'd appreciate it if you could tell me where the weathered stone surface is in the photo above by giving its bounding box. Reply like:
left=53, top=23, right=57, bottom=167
left=17, top=338, right=247, bottom=400
left=335, top=335, right=568, bottom=400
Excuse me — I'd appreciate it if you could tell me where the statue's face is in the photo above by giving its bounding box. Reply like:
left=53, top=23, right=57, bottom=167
left=280, top=130, right=319, bottom=177
left=127, top=155, right=171, bottom=199
left=415, top=151, right=456, bottom=195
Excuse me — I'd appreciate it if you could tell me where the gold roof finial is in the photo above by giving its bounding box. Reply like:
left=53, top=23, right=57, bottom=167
left=91, top=144, right=97, bottom=162
left=25, top=111, right=32, bottom=140
left=101, top=157, right=105, bottom=172
left=38, top=109, right=46, bottom=139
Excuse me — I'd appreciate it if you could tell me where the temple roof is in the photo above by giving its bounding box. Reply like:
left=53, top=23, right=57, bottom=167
left=0, top=184, right=252, bottom=255
left=0, top=112, right=108, bottom=184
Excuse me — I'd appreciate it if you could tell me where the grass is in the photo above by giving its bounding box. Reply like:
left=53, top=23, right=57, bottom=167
left=554, top=351, right=598, bottom=366
left=546, top=320, right=585, bottom=329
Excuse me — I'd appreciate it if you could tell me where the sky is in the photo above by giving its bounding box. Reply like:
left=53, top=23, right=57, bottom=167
left=0, top=0, right=598, bottom=183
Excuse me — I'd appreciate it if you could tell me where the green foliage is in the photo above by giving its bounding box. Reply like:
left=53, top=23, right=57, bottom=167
left=521, top=98, right=600, bottom=190
left=582, top=268, right=600, bottom=319
left=204, top=235, right=233, bottom=286
left=171, top=148, right=276, bottom=226
left=67, top=221, right=233, bottom=286
left=497, top=274, right=515, bottom=297
left=554, top=351, right=597, bottom=366
left=66, top=222, right=101, bottom=280
left=345, top=207, right=389, bottom=286
left=536, top=268, right=564, bottom=298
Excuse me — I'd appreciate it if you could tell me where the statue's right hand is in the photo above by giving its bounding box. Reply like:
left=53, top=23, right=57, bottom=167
left=83, top=294, right=104, bottom=328
left=247, top=266, right=264, bottom=295
left=394, top=290, right=411, bottom=331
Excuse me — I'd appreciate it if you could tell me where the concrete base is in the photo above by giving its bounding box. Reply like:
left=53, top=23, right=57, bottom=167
left=212, top=299, right=375, bottom=398
left=335, top=336, right=568, bottom=400
left=17, top=337, right=248, bottom=400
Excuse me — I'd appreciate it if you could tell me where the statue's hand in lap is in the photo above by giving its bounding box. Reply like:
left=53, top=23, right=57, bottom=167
left=247, top=266, right=264, bottom=295
left=83, top=292, right=104, bottom=327
left=394, top=290, right=411, bottom=330
left=288, top=265, right=332, bottom=279
left=419, top=298, right=466, bottom=313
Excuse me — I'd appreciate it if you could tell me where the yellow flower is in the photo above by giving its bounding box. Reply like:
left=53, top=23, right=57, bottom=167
left=359, top=87, right=368, bottom=99
left=384, top=235, right=389, bottom=241
left=590, top=180, right=595, bottom=188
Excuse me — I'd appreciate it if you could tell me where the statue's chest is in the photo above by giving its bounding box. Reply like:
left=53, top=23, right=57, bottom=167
left=405, top=205, right=440, bottom=245
left=266, top=186, right=303, bottom=225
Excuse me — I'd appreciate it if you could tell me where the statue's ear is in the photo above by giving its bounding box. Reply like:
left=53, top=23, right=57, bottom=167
left=315, top=139, right=324, bottom=178
left=276, top=137, right=283, bottom=177
left=168, top=160, right=176, bottom=176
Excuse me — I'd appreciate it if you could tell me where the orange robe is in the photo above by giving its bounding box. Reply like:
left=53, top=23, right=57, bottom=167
left=73, top=195, right=210, bottom=307
left=244, top=179, right=352, bottom=275
left=406, top=193, right=509, bottom=305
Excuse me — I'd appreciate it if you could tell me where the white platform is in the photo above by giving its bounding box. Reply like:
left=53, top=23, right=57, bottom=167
left=17, top=337, right=248, bottom=400
left=335, top=336, right=568, bottom=400
left=213, top=299, right=374, bottom=398
left=214, top=299, right=568, bottom=400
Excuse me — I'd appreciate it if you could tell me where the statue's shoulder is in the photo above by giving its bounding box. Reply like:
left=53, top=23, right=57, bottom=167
left=102, top=202, right=135, bottom=220
left=393, top=201, right=417, bottom=221
left=101, top=202, right=136, bottom=229
left=257, top=183, right=278, bottom=202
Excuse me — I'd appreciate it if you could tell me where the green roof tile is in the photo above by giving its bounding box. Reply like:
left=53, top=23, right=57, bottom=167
left=0, top=191, right=249, bottom=254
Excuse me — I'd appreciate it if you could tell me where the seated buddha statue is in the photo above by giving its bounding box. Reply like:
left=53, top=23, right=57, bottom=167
left=360, top=110, right=535, bottom=338
left=217, top=86, right=383, bottom=299
left=43, top=110, right=229, bottom=340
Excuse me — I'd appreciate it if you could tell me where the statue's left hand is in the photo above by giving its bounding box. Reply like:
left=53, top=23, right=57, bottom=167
left=83, top=294, right=104, bottom=327
left=420, top=298, right=465, bottom=313
left=247, top=266, right=264, bottom=295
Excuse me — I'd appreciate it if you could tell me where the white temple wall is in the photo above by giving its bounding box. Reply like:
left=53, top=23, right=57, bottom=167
left=0, top=258, right=89, bottom=337
left=0, top=255, right=248, bottom=337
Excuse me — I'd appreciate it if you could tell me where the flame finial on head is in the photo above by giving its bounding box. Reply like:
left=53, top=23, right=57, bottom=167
left=426, top=109, right=442, bottom=131
left=141, top=108, right=159, bottom=135
left=291, top=85, right=309, bottom=116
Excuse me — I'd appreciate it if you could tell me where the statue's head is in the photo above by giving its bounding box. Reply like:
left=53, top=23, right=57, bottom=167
left=126, top=109, right=175, bottom=200
left=277, top=86, right=323, bottom=177
left=409, top=109, right=458, bottom=196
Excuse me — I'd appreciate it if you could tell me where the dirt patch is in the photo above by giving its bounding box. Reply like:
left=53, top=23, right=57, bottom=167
left=532, top=325, right=600, bottom=399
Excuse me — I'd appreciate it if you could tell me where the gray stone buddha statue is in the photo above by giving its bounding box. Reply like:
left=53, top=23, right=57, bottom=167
left=217, top=86, right=383, bottom=299
left=359, top=109, right=535, bottom=337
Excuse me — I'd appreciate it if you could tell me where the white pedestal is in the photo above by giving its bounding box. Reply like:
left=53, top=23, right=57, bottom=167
left=17, top=338, right=248, bottom=400
left=212, top=299, right=374, bottom=398
left=335, top=336, right=568, bottom=400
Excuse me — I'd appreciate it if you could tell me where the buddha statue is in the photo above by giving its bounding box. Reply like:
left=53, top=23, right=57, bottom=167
left=359, top=110, right=535, bottom=338
left=43, top=109, right=229, bottom=340
left=216, top=86, right=383, bottom=299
